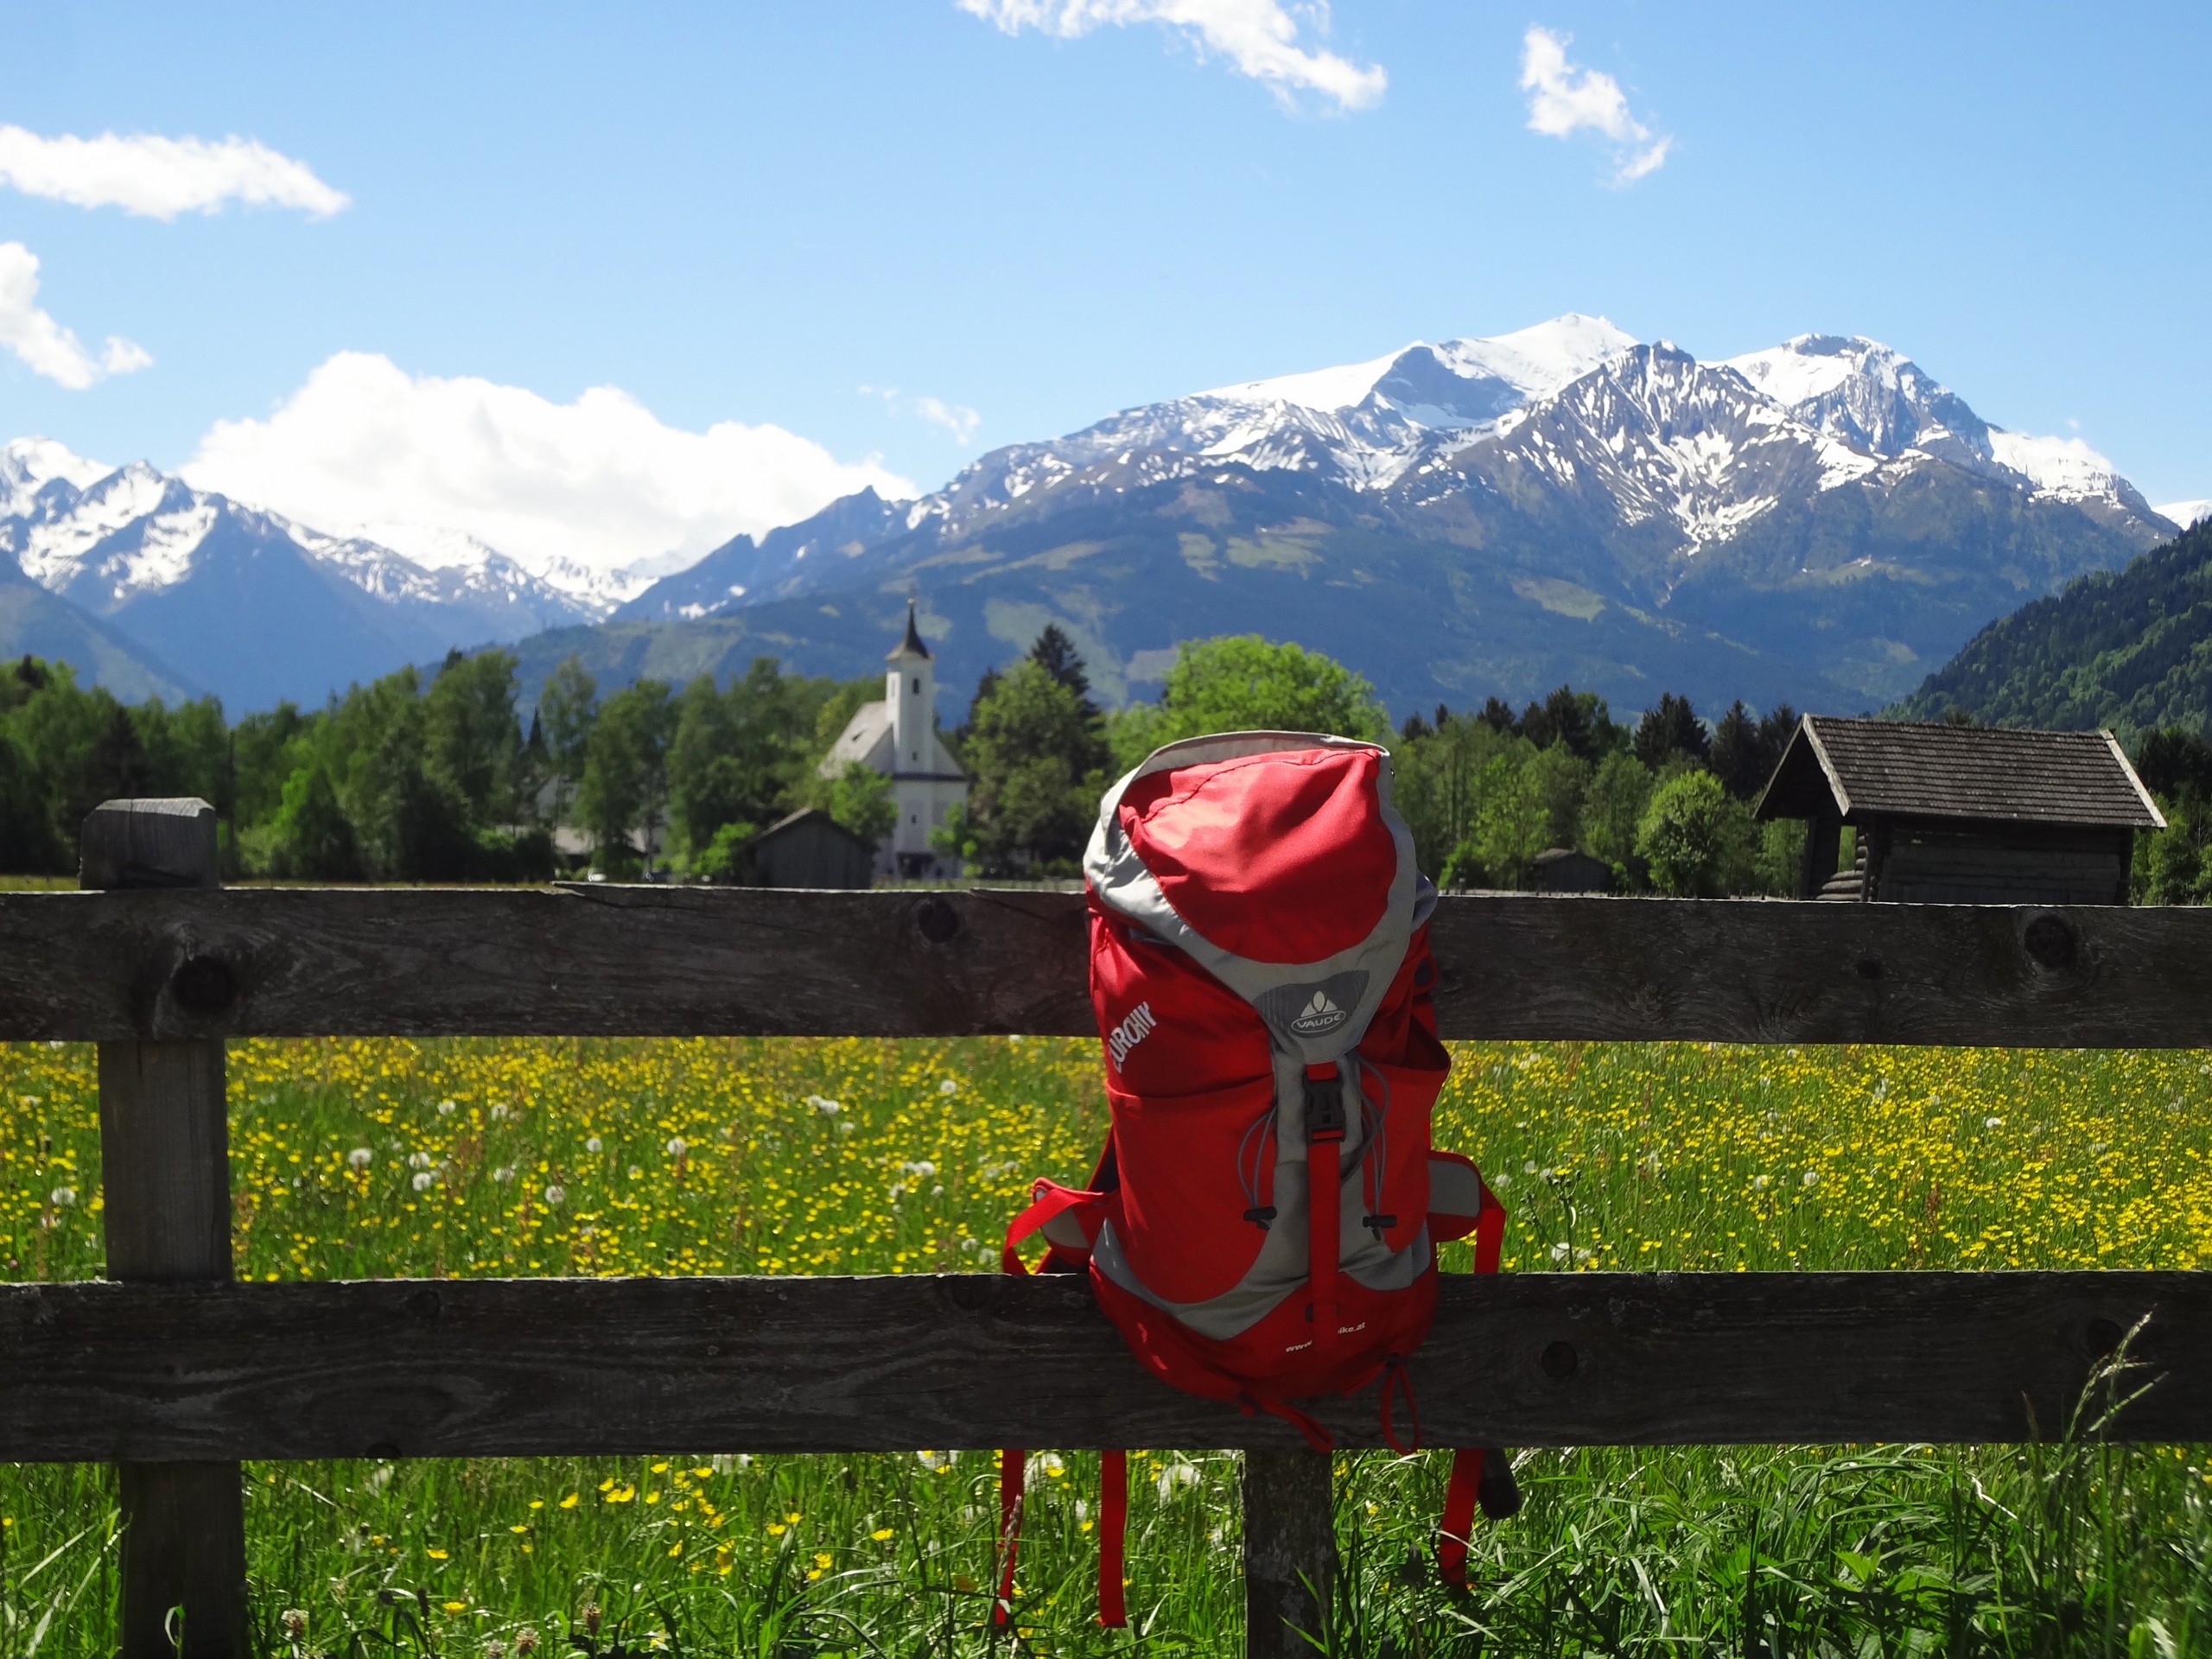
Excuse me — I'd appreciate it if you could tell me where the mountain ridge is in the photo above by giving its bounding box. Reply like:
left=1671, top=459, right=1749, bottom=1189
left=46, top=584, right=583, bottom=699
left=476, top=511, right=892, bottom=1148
left=1, top=439, right=596, bottom=710
left=592, top=320, right=2171, bottom=720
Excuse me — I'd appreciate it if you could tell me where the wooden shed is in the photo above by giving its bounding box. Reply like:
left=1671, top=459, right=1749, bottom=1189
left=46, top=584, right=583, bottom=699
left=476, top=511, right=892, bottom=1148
left=1531, top=847, right=1613, bottom=893
left=1753, top=716, right=2164, bottom=905
left=748, top=809, right=878, bottom=890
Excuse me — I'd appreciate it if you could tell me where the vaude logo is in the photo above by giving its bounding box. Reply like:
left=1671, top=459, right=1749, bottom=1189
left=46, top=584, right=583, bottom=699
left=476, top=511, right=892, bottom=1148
left=1290, top=990, right=1348, bottom=1036
left=1106, top=1001, right=1157, bottom=1070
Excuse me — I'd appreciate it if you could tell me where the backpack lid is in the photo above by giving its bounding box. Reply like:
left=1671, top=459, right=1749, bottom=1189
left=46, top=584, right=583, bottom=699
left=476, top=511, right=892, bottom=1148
left=1084, top=731, right=1432, bottom=1063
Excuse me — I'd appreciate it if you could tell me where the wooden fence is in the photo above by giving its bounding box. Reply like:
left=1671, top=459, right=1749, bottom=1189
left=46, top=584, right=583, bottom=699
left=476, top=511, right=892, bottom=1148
left=5, top=797, right=2212, bottom=1656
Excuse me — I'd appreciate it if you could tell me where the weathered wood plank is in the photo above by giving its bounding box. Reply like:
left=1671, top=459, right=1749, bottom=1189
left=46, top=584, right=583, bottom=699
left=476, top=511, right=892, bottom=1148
left=1243, top=1451, right=1336, bottom=1659
left=2, top=887, right=2210, bottom=1047
left=82, top=798, right=250, bottom=1659
left=0, top=1270, right=2199, bottom=1462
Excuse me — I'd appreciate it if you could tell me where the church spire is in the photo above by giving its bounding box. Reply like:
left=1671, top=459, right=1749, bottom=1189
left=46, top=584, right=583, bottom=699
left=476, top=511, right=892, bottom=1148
left=887, top=597, right=932, bottom=662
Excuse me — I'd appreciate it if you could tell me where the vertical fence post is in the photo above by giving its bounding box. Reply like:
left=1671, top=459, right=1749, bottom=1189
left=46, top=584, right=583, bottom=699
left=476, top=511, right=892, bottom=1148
left=1242, top=1449, right=1336, bottom=1659
left=84, top=798, right=250, bottom=1657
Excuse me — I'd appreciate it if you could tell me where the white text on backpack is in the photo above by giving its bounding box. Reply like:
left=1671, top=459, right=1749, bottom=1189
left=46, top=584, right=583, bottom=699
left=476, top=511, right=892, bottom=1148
left=1106, top=1001, right=1157, bottom=1070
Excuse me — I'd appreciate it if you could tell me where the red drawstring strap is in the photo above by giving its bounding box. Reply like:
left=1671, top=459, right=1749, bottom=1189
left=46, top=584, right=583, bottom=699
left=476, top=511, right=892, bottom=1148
left=992, top=1447, right=1024, bottom=1626
left=1233, top=1390, right=1334, bottom=1452
left=1304, top=1064, right=1344, bottom=1351
left=1473, top=1173, right=1506, bottom=1275
left=1097, top=1450, right=1128, bottom=1627
left=1436, top=1446, right=1482, bottom=1586
left=1001, top=1181, right=1103, bottom=1276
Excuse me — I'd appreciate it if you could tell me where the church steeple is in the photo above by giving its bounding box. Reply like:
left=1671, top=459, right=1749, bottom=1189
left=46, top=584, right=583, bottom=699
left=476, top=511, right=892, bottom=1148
left=887, top=598, right=931, bottom=663
left=885, top=598, right=935, bottom=773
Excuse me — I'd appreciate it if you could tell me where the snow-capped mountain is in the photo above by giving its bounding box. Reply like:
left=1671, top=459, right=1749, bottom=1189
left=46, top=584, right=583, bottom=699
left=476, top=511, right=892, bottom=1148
left=0, top=440, right=594, bottom=709
left=606, top=316, right=2181, bottom=715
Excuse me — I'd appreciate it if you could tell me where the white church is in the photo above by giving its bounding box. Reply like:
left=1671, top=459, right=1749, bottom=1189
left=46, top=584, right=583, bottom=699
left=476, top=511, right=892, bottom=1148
left=818, top=601, right=969, bottom=880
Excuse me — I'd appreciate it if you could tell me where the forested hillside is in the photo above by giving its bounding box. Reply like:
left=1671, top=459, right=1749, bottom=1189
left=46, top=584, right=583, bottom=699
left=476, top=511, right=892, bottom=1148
left=1897, top=520, right=2212, bottom=736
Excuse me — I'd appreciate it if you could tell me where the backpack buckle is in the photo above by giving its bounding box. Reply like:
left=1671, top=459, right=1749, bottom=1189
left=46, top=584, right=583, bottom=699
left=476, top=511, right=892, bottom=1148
left=1304, top=1069, right=1346, bottom=1142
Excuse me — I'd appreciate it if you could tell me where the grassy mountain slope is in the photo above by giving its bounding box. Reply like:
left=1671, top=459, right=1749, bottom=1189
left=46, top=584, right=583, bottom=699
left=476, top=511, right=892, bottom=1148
left=1894, top=520, right=2212, bottom=736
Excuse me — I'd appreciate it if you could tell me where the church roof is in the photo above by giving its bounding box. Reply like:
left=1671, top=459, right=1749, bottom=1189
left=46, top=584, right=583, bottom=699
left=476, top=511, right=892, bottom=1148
left=887, top=599, right=931, bottom=662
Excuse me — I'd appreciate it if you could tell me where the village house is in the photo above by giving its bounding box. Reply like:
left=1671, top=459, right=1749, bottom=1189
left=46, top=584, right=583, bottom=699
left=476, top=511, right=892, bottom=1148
left=819, top=600, right=969, bottom=880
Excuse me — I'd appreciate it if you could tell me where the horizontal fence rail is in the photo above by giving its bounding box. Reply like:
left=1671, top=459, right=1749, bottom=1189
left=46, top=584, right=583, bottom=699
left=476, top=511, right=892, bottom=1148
left=4, top=885, right=2212, bottom=1046
left=0, top=1270, right=2202, bottom=1464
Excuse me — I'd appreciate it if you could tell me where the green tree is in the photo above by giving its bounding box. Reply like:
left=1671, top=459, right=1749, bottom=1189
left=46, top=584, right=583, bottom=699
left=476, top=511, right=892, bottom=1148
left=1393, top=711, right=1516, bottom=879
left=354, top=699, right=478, bottom=881
left=537, top=657, right=599, bottom=823
left=827, top=761, right=898, bottom=845
left=1440, top=752, right=1540, bottom=889
left=423, top=649, right=521, bottom=823
left=691, top=821, right=759, bottom=885
left=1109, top=636, right=1388, bottom=770
left=1751, top=817, right=1808, bottom=898
left=1523, top=741, right=1592, bottom=850
left=1579, top=750, right=1655, bottom=875
left=577, top=679, right=675, bottom=876
left=1708, top=700, right=1796, bottom=801
left=266, top=763, right=363, bottom=880
left=2139, top=800, right=2209, bottom=905
left=0, top=730, right=67, bottom=873
left=1637, top=769, right=1755, bottom=897
left=1634, top=693, right=1708, bottom=770
left=957, top=648, right=1113, bottom=876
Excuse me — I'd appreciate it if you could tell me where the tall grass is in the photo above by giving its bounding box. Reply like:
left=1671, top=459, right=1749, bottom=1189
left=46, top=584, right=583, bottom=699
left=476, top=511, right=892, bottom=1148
left=1, top=1035, right=2208, bottom=1654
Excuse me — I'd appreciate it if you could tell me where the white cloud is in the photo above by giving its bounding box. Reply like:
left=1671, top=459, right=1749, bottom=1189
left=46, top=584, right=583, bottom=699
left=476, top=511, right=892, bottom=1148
left=915, top=396, right=983, bottom=444
left=1519, top=27, right=1670, bottom=185
left=0, top=241, right=151, bottom=389
left=0, top=125, right=348, bottom=219
left=959, top=0, right=1385, bottom=111
left=864, top=384, right=984, bottom=446
left=183, top=353, right=918, bottom=581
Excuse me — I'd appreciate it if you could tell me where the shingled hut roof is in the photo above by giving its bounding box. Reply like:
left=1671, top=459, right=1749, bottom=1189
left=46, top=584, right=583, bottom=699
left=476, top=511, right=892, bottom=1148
left=1753, top=716, right=2164, bottom=830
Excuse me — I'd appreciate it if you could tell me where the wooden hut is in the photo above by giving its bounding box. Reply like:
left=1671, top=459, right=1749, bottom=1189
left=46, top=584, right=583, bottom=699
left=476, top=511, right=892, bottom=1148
left=1753, top=716, right=2163, bottom=904
left=749, top=809, right=878, bottom=890
left=1531, top=847, right=1613, bottom=893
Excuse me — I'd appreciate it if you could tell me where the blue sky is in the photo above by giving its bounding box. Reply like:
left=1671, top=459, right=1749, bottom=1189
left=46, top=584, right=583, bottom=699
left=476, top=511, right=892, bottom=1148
left=2, top=0, right=2207, bottom=573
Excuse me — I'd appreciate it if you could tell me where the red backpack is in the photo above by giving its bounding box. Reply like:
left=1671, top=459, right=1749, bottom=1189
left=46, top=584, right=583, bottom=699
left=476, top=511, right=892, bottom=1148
left=998, top=733, right=1515, bottom=1627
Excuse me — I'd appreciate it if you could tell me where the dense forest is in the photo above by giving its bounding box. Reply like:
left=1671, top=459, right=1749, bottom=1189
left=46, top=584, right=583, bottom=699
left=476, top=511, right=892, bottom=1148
left=0, top=629, right=1816, bottom=893
left=1897, top=518, right=2212, bottom=737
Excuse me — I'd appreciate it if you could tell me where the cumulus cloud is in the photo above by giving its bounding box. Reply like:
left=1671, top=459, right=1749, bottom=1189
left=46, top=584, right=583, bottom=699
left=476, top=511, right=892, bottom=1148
left=0, top=241, right=151, bottom=388
left=959, top=0, right=1385, bottom=111
left=1520, top=27, right=1670, bottom=184
left=183, top=353, right=918, bottom=581
left=0, top=125, right=349, bottom=219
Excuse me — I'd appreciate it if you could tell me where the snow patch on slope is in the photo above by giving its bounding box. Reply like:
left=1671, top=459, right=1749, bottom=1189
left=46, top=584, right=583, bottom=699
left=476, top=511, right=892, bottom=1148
left=1986, top=429, right=2126, bottom=502
left=2156, top=499, right=2212, bottom=531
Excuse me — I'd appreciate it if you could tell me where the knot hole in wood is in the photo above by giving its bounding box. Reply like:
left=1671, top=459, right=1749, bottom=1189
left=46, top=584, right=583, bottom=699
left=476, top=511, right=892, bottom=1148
left=2024, top=914, right=2079, bottom=972
left=170, top=955, right=238, bottom=1019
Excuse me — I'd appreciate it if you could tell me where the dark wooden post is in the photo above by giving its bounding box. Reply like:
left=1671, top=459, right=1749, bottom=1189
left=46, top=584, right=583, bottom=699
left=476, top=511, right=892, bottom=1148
left=83, top=799, right=250, bottom=1657
left=1242, top=1449, right=1335, bottom=1658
